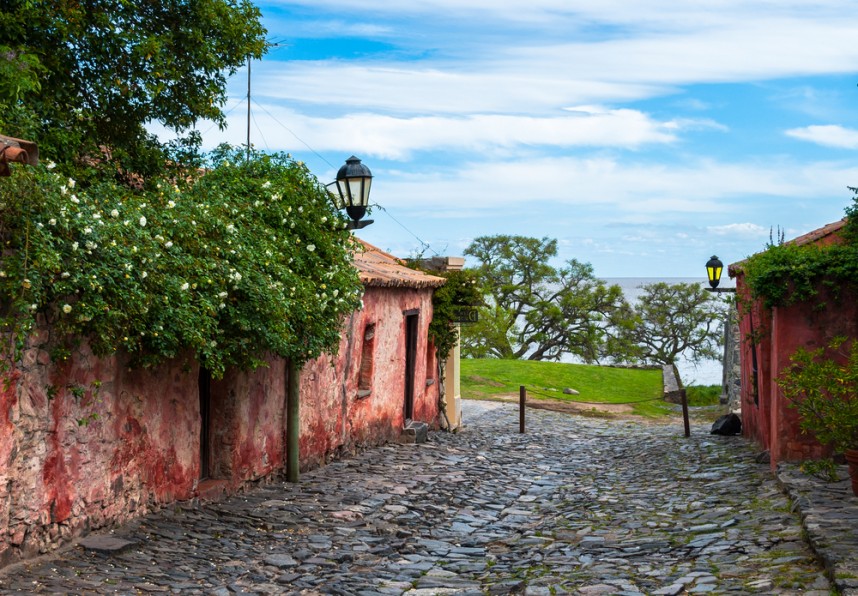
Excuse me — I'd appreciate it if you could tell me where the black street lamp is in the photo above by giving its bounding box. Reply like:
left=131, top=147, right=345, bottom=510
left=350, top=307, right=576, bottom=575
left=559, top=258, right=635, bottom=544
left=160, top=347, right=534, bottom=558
left=327, top=156, right=374, bottom=230
left=705, top=255, right=736, bottom=293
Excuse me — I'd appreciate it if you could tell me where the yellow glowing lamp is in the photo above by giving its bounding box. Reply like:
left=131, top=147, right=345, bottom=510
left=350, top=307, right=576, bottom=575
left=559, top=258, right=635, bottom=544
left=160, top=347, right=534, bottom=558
left=706, top=255, right=724, bottom=289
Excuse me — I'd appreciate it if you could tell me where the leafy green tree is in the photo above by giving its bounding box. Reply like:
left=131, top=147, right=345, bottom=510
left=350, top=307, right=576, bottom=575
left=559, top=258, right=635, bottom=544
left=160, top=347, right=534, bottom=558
left=0, top=0, right=266, bottom=175
left=627, top=282, right=726, bottom=366
left=461, top=235, right=634, bottom=362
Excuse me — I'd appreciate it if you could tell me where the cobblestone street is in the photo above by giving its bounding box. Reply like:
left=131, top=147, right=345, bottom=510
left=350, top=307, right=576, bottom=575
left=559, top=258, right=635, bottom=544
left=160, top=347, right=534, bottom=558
left=0, top=402, right=832, bottom=595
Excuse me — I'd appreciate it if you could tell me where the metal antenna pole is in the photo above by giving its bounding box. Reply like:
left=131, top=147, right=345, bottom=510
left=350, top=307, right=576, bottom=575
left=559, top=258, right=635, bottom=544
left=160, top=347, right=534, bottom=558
left=246, top=55, right=251, bottom=160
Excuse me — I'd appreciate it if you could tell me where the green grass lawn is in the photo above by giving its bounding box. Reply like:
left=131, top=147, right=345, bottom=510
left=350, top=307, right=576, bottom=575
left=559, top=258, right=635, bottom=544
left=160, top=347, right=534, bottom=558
left=685, top=384, right=722, bottom=407
left=461, top=358, right=673, bottom=417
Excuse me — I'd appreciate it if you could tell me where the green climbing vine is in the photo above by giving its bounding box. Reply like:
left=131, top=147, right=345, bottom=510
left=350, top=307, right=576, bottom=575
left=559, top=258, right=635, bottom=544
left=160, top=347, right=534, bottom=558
left=0, top=146, right=363, bottom=378
left=426, top=268, right=483, bottom=361
left=741, top=191, right=858, bottom=309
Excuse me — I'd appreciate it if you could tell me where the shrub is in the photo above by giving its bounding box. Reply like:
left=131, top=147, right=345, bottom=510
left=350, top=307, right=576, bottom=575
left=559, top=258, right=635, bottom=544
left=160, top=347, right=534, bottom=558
left=777, top=337, right=858, bottom=453
left=0, top=147, right=363, bottom=377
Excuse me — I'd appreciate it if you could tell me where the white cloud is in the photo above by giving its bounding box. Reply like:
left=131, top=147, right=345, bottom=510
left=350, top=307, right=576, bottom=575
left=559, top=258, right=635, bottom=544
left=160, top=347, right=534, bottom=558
left=190, top=103, right=685, bottom=158
left=270, top=1, right=852, bottom=28
left=373, top=156, right=858, bottom=213
left=786, top=125, right=858, bottom=149
left=240, top=16, right=858, bottom=125
left=707, top=223, right=770, bottom=238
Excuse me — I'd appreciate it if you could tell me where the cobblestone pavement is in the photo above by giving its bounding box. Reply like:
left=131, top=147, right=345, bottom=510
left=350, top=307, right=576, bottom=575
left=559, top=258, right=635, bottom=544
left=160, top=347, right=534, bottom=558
left=0, top=402, right=837, bottom=595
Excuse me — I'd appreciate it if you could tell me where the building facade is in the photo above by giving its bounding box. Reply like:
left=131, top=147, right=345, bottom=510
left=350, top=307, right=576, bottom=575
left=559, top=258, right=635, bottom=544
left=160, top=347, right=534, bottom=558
left=0, top=240, right=444, bottom=567
left=729, top=220, right=858, bottom=467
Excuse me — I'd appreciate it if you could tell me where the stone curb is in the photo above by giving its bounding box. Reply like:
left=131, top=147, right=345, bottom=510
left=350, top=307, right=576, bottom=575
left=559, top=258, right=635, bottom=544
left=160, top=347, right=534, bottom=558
left=776, top=462, right=858, bottom=595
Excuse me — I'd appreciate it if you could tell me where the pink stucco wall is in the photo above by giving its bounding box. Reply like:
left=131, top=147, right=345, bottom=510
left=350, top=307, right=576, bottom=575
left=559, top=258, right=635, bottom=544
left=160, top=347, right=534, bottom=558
left=299, top=286, right=439, bottom=469
left=0, top=284, right=440, bottom=567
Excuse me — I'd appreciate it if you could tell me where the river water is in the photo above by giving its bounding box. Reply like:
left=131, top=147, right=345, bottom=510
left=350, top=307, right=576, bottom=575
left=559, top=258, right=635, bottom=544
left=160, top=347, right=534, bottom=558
left=565, top=277, right=734, bottom=387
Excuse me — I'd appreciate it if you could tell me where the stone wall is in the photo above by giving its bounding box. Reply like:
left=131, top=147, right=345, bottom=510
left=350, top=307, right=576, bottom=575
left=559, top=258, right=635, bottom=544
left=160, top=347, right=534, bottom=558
left=0, top=340, right=203, bottom=568
left=722, top=307, right=742, bottom=411
left=0, top=284, right=440, bottom=567
left=662, top=364, right=682, bottom=404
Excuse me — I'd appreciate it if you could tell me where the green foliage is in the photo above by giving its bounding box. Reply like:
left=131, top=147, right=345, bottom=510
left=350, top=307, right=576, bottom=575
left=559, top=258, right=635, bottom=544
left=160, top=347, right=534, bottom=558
left=684, top=384, right=722, bottom=407
left=0, top=0, right=266, bottom=175
left=799, top=459, right=841, bottom=482
left=461, top=235, right=633, bottom=363
left=460, top=359, right=669, bottom=417
left=742, top=192, right=858, bottom=309
left=425, top=268, right=483, bottom=361
left=626, top=282, right=727, bottom=366
left=0, top=45, right=43, bottom=101
left=0, top=147, right=362, bottom=377
left=778, top=337, right=858, bottom=453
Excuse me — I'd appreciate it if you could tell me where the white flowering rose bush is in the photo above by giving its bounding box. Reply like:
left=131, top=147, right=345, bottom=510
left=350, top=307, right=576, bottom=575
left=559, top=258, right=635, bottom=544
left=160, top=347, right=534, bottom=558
left=0, top=147, right=363, bottom=376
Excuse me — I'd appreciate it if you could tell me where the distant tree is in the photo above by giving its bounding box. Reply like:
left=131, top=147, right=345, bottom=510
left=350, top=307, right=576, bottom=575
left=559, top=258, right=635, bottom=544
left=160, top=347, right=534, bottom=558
left=0, top=0, right=267, bottom=175
left=627, top=282, right=726, bottom=366
left=461, top=235, right=635, bottom=362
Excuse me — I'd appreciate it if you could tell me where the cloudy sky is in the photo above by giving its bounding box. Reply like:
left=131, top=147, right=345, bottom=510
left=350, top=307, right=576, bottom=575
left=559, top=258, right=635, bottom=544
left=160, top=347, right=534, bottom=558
left=193, top=0, right=858, bottom=277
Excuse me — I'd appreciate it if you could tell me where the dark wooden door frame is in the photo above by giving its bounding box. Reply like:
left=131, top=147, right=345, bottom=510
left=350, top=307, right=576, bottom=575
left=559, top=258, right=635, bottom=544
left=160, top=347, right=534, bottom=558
left=404, top=311, right=419, bottom=423
left=199, top=367, right=212, bottom=480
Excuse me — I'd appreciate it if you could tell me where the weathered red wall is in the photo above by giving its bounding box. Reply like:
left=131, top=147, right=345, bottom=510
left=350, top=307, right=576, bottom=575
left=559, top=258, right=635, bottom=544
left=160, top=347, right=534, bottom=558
left=299, top=286, right=439, bottom=469
left=0, top=284, right=440, bottom=567
left=0, top=340, right=201, bottom=567
left=210, top=362, right=287, bottom=487
left=735, top=275, right=858, bottom=468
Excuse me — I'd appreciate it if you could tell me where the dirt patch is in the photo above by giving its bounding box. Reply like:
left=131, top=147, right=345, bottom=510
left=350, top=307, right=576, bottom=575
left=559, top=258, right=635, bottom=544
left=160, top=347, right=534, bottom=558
left=464, top=375, right=506, bottom=388
left=490, top=393, right=632, bottom=416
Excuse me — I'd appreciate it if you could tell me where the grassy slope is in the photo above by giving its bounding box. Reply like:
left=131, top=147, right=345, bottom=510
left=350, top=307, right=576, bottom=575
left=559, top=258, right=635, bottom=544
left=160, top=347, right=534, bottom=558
left=461, top=359, right=673, bottom=417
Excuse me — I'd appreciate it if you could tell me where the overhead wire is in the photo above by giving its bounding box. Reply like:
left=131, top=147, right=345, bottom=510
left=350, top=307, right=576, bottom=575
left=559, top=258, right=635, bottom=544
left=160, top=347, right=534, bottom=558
left=243, top=43, right=442, bottom=257
left=370, top=204, right=439, bottom=256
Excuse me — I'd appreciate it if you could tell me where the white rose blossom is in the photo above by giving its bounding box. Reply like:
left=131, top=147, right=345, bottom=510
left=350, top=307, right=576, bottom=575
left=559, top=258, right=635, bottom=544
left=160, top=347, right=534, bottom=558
left=139, top=216, right=147, bottom=227
left=62, top=304, right=72, bottom=314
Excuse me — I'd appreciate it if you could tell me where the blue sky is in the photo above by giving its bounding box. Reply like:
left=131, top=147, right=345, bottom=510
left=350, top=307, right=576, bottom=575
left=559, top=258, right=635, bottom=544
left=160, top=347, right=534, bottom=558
left=177, top=1, right=858, bottom=277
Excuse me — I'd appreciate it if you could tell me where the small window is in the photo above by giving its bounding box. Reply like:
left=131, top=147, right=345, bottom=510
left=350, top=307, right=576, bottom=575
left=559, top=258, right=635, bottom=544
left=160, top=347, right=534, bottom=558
left=425, top=339, right=436, bottom=385
left=358, top=323, right=376, bottom=395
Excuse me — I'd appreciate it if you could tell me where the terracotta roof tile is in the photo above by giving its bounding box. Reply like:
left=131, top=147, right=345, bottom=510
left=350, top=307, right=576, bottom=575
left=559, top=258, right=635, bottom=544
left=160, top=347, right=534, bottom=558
left=786, top=218, right=847, bottom=247
left=353, top=238, right=446, bottom=289
left=729, top=218, right=848, bottom=276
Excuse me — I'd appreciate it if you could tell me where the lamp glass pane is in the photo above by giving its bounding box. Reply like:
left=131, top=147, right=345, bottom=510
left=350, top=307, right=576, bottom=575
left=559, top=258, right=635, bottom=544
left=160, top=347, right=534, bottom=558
left=361, top=177, right=372, bottom=205
left=326, top=183, right=344, bottom=209
left=707, top=266, right=722, bottom=283
left=346, top=177, right=366, bottom=207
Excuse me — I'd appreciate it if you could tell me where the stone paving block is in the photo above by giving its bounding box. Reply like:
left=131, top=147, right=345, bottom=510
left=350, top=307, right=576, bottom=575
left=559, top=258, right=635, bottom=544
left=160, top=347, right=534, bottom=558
left=77, top=535, right=136, bottom=553
left=0, top=402, right=850, bottom=594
